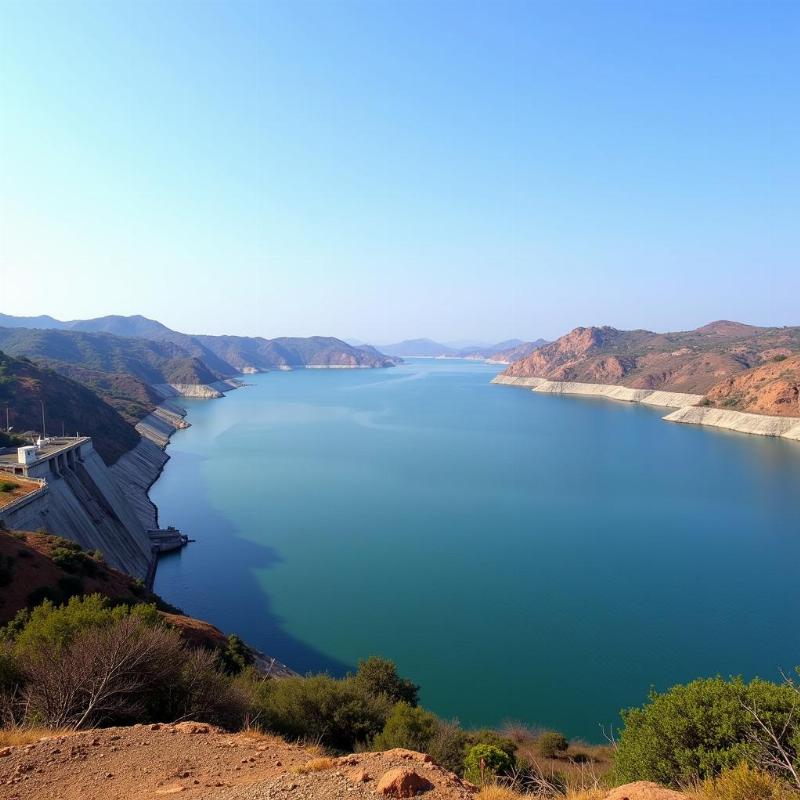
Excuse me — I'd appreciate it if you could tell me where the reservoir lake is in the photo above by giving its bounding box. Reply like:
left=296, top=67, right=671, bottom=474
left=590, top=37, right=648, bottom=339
left=152, top=358, right=800, bottom=740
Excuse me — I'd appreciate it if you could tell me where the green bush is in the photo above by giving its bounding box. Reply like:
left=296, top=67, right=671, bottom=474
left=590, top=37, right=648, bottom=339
left=614, top=675, right=800, bottom=786
left=537, top=730, right=569, bottom=758
left=464, top=729, right=517, bottom=760
left=251, top=673, right=392, bottom=751
left=373, top=702, right=438, bottom=752
left=463, top=743, right=515, bottom=785
left=0, top=480, right=16, bottom=493
left=353, top=656, right=419, bottom=706
left=0, top=594, right=246, bottom=730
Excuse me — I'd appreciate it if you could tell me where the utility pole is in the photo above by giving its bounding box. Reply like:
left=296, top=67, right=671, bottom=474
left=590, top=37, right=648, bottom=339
left=40, top=399, right=47, bottom=439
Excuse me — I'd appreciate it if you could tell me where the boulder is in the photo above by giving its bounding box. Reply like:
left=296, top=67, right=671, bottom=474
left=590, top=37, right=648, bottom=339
left=377, top=766, right=434, bottom=797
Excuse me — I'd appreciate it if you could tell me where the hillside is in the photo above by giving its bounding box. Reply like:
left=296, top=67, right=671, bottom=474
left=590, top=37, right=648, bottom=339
left=0, top=350, right=139, bottom=463
left=705, top=354, right=800, bottom=416
left=194, top=333, right=400, bottom=370
left=0, top=313, right=400, bottom=373
left=0, top=326, right=223, bottom=386
left=0, top=528, right=293, bottom=673
left=502, top=321, right=800, bottom=400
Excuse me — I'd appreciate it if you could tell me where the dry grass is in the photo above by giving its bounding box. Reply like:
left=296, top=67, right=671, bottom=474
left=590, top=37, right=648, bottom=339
left=564, top=789, right=608, bottom=800
left=0, top=726, right=71, bottom=747
left=293, top=757, right=335, bottom=774
left=477, top=787, right=525, bottom=800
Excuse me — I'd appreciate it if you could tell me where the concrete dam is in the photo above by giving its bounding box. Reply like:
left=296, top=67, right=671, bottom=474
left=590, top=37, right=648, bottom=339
left=0, top=436, right=172, bottom=580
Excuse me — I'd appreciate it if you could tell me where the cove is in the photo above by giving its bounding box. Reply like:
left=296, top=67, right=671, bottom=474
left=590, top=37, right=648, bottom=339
left=151, top=358, right=800, bottom=740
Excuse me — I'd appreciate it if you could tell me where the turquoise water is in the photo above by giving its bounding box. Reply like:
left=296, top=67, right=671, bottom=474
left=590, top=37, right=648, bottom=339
left=152, top=359, right=800, bottom=740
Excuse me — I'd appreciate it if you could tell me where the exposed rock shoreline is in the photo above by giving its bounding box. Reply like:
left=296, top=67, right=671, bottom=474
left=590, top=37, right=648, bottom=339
left=492, top=375, right=800, bottom=441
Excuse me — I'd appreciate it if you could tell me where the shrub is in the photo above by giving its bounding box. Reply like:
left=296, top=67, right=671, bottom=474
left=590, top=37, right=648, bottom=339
left=537, top=731, right=569, bottom=758
left=251, top=673, right=392, bottom=751
left=8, top=594, right=160, bottom=656
left=699, top=762, right=793, bottom=800
left=0, top=481, right=16, bottom=493
left=465, top=729, right=517, bottom=760
left=373, top=702, right=439, bottom=752
left=1, top=595, right=247, bottom=730
left=428, top=719, right=469, bottom=774
left=464, top=743, right=515, bottom=785
left=218, top=633, right=254, bottom=675
left=614, top=675, right=800, bottom=786
left=353, top=656, right=419, bottom=706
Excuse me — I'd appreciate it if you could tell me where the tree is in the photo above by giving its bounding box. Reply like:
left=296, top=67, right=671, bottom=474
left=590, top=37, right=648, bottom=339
left=372, top=702, right=438, bottom=752
left=353, top=656, right=419, bottom=706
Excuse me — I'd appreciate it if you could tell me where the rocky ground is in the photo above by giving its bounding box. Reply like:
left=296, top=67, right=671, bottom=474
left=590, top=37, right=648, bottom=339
left=0, top=723, right=474, bottom=800
left=0, top=723, right=695, bottom=800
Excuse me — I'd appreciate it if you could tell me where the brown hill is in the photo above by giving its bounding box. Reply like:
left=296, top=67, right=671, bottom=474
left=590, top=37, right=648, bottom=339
left=705, top=355, right=800, bottom=416
left=502, top=322, right=800, bottom=395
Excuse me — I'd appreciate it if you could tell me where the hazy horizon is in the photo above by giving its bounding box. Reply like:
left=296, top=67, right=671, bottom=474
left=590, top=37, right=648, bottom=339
left=1, top=1, right=798, bottom=342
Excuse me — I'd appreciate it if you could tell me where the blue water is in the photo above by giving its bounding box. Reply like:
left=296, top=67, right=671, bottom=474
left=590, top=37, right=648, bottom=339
left=152, top=359, right=800, bottom=740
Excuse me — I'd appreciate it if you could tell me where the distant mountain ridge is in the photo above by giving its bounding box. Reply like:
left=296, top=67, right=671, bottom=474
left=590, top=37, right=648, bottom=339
left=376, top=337, right=547, bottom=360
left=0, top=313, right=399, bottom=375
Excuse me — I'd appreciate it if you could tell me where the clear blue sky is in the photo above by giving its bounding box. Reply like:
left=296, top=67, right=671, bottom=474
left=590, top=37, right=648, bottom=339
left=1, top=1, right=797, bottom=343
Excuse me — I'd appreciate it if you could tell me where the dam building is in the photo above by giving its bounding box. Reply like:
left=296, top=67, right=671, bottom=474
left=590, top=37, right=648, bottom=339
left=0, top=437, right=185, bottom=583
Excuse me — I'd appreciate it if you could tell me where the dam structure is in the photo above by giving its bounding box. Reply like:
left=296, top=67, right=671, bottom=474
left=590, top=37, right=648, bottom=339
left=0, top=436, right=182, bottom=580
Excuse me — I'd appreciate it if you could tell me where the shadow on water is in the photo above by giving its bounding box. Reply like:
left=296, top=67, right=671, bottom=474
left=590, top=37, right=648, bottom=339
left=154, top=449, right=351, bottom=677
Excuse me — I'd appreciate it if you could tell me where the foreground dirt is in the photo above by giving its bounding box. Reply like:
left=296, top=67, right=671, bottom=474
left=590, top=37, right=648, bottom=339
left=0, top=723, right=699, bottom=800
left=0, top=723, right=474, bottom=799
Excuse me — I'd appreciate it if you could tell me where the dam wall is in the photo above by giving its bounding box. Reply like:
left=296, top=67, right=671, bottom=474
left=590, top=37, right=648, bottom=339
left=1, top=440, right=154, bottom=578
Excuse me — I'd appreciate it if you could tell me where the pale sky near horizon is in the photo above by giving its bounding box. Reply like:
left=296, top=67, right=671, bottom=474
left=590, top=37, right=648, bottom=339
left=1, top=1, right=797, bottom=343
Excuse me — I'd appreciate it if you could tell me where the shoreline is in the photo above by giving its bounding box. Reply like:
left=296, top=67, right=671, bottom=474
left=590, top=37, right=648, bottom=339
left=492, top=374, right=800, bottom=441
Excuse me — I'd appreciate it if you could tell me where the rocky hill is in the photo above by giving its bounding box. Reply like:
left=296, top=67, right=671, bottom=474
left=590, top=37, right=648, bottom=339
left=704, top=354, right=800, bottom=416
left=0, top=350, right=139, bottom=463
left=502, top=321, right=800, bottom=413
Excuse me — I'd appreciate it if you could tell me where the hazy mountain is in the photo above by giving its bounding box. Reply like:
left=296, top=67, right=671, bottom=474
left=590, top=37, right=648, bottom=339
left=377, top=337, right=548, bottom=360
left=376, top=339, right=460, bottom=357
